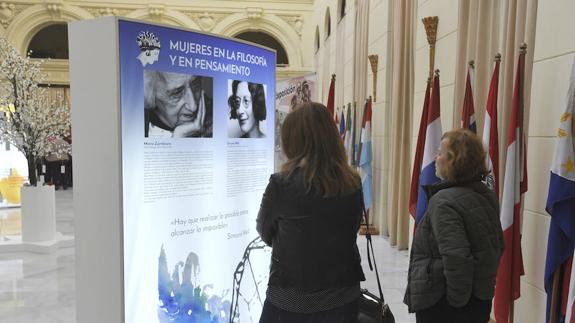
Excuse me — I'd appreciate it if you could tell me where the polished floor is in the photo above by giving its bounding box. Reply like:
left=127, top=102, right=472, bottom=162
left=0, top=189, right=416, bottom=323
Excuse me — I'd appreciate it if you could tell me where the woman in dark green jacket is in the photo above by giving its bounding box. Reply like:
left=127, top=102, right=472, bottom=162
left=405, top=129, right=504, bottom=323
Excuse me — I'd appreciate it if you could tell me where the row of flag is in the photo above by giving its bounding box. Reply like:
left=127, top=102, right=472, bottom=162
left=544, top=57, right=575, bottom=323
left=408, top=46, right=575, bottom=323
left=408, top=49, right=526, bottom=323
left=325, top=48, right=575, bottom=323
left=326, top=74, right=373, bottom=212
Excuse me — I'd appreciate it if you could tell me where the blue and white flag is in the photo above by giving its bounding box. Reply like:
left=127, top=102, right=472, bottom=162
left=358, top=98, right=373, bottom=210
left=339, top=109, right=346, bottom=141
left=344, top=104, right=353, bottom=164
left=544, top=57, right=575, bottom=323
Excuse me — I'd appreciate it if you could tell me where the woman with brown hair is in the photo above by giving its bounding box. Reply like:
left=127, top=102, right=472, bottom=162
left=257, top=102, right=365, bottom=322
left=405, top=129, right=504, bottom=323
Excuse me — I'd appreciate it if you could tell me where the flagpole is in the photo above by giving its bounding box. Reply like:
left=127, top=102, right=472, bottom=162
left=494, top=52, right=501, bottom=197
left=549, top=270, right=561, bottom=323
left=352, top=101, right=357, bottom=166
left=509, top=43, right=527, bottom=323
left=518, top=43, right=527, bottom=187
left=516, top=53, right=527, bottom=323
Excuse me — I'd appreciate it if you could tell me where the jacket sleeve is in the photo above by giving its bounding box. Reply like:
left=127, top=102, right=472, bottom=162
left=430, top=200, right=473, bottom=308
left=256, top=175, right=278, bottom=246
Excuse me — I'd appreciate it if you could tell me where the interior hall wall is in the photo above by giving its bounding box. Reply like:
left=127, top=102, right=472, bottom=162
left=310, top=0, right=403, bottom=237
left=413, top=0, right=575, bottom=322
left=312, top=0, right=339, bottom=105
left=519, top=0, right=575, bottom=322
left=367, top=0, right=392, bottom=235
left=311, top=0, right=394, bottom=232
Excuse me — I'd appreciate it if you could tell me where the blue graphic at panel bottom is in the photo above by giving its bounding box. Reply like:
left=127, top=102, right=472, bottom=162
left=158, top=246, right=230, bottom=322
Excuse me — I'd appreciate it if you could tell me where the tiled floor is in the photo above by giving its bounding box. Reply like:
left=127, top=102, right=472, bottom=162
left=0, top=189, right=416, bottom=323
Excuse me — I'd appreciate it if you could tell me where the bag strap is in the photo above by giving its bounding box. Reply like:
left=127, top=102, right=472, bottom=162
left=360, top=190, right=385, bottom=303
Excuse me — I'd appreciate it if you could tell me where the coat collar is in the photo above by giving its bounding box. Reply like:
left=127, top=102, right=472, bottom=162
left=423, top=177, right=485, bottom=200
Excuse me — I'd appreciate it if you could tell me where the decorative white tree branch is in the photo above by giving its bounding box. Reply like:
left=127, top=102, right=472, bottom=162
left=0, top=37, right=70, bottom=186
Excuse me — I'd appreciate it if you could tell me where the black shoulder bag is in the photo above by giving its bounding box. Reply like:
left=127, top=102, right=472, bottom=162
left=357, top=198, right=395, bottom=323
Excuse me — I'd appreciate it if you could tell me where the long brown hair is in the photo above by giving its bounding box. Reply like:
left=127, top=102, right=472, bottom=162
left=281, top=102, right=360, bottom=197
left=441, top=129, right=488, bottom=182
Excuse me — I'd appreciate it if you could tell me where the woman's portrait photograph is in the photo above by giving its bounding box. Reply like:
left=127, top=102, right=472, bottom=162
left=227, top=79, right=267, bottom=138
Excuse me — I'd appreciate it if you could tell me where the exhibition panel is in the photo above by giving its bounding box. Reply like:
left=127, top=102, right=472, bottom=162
left=70, top=17, right=276, bottom=323
left=119, top=20, right=276, bottom=323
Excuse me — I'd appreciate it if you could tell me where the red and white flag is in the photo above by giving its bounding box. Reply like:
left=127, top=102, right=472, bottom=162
left=326, top=74, right=335, bottom=118
left=461, top=62, right=477, bottom=133
left=494, top=48, right=528, bottom=323
left=482, top=55, right=501, bottom=198
left=409, top=79, right=431, bottom=218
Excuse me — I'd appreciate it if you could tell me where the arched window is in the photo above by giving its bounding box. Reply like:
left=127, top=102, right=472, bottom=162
left=234, top=31, right=289, bottom=66
left=315, top=26, right=320, bottom=53
left=324, top=8, right=331, bottom=39
left=27, top=24, right=69, bottom=59
left=338, top=0, right=347, bottom=21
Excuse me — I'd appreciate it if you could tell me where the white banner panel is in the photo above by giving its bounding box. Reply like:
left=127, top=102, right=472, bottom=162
left=118, top=20, right=275, bottom=323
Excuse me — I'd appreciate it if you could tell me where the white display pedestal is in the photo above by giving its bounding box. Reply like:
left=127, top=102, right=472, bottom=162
left=0, top=233, right=74, bottom=253
left=21, top=185, right=56, bottom=242
left=0, top=185, right=74, bottom=254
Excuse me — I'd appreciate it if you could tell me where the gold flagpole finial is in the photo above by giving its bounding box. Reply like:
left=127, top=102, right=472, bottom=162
left=520, top=43, right=527, bottom=54
left=368, top=54, right=379, bottom=102
left=468, top=60, right=475, bottom=69
left=434, top=69, right=440, bottom=77
left=423, top=16, right=439, bottom=80
left=422, top=16, right=439, bottom=45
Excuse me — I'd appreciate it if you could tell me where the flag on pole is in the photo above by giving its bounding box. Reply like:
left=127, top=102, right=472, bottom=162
left=344, top=103, right=353, bottom=164
left=483, top=54, right=501, bottom=197
left=544, top=56, right=575, bottom=323
left=414, top=71, right=442, bottom=224
left=409, top=79, right=431, bottom=218
left=335, top=108, right=339, bottom=124
left=339, top=109, right=346, bottom=141
left=461, top=61, right=477, bottom=133
left=327, top=74, right=335, bottom=118
left=356, top=100, right=367, bottom=170
left=358, top=98, right=373, bottom=210
left=351, top=102, right=357, bottom=166
left=494, top=46, right=528, bottom=323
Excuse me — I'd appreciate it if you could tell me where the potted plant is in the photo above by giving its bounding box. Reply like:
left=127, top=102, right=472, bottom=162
left=0, top=37, right=70, bottom=242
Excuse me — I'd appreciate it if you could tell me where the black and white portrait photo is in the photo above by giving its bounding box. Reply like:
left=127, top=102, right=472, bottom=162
left=144, top=70, right=213, bottom=138
left=227, top=80, right=267, bottom=138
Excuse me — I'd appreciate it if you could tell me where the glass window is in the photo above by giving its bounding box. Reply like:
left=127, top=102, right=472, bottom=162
left=27, top=24, right=69, bottom=59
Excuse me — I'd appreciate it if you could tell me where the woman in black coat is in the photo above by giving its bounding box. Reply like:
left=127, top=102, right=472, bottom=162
left=257, top=102, right=365, bottom=323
